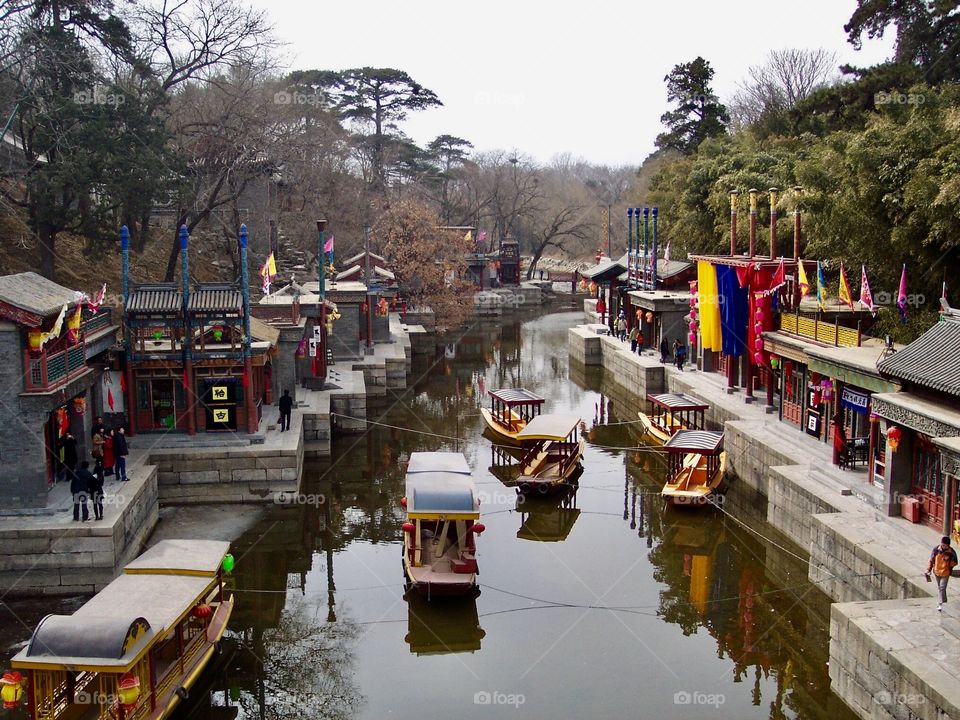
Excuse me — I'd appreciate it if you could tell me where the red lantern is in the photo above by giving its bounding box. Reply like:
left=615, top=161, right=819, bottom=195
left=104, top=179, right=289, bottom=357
left=0, top=671, right=23, bottom=709
left=689, top=308, right=697, bottom=320
left=117, top=672, right=140, bottom=711
left=887, top=426, right=902, bottom=452
left=754, top=322, right=763, bottom=335
left=402, top=522, right=415, bottom=534
left=470, top=523, right=486, bottom=534
left=688, top=332, right=697, bottom=344
left=754, top=337, right=763, bottom=351
left=192, top=604, right=213, bottom=619
left=753, top=351, right=763, bottom=364
left=400, top=497, right=407, bottom=508
left=689, top=321, right=697, bottom=333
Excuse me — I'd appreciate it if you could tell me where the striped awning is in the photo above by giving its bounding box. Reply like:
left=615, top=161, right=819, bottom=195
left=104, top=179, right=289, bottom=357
left=647, top=393, right=709, bottom=411
left=489, top=388, right=545, bottom=406
left=189, top=287, right=243, bottom=314
left=664, top=430, right=724, bottom=454
left=126, top=286, right=181, bottom=314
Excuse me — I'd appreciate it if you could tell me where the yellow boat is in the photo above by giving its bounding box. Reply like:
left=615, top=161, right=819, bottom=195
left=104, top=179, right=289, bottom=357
left=514, top=414, right=584, bottom=494
left=638, top=393, right=709, bottom=445
left=661, top=430, right=726, bottom=506
left=480, top=388, right=545, bottom=445
left=401, top=452, right=485, bottom=598
left=7, top=539, right=234, bottom=720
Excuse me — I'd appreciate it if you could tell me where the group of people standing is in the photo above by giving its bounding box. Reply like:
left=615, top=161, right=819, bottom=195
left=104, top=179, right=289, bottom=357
left=62, top=416, right=129, bottom=522
left=614, top=311, right=688, bottom=371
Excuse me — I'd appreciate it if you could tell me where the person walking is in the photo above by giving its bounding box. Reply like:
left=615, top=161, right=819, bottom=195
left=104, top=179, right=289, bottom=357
left=674, top=339, right=687, bottom=371
left=596, top=296, right=606, bottom=325
left=92, top=416, right=106, bottom=439
left=103, top=429, right=115, bottom=477
left=113, top=427, right=129, bottom=481
left=89, top=459, right=104, bottom=520
left=629, top=325, right=639, bottom=353
left=660, top=336, right=670, bottom=364
left=636, top=329, right=645, bottom=355
left=91, top=429, right=105, bottom=485
left=617, top=314, right=627, bottom=341
left=71, top=460, right=93, bottom=522
left=926, top=536, right=958, bottom=611
left=278, top=389, right=293, bottom=432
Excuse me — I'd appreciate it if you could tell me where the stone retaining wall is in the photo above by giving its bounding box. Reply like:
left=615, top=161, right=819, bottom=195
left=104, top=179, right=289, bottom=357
left=0, top=465, right=158, bottom=595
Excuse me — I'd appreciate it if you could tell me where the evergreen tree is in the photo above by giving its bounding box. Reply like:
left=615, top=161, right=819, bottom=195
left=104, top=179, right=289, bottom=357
left=655, top=57, right=729, bottom=154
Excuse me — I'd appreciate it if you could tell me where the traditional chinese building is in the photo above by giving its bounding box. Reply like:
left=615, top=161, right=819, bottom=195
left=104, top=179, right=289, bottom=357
left=121, top=225, right=275, bottom=435
left=0, top=272, right=118, bottom=507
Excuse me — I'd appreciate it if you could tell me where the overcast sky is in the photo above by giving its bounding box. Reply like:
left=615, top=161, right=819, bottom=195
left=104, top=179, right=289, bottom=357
left=254, top=0, right=895, bottom=167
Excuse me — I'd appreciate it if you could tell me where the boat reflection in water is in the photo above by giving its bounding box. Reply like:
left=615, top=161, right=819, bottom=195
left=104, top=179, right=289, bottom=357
left=404, top=589, right=485, bottom=656
left=516, top=485, right=581, bottom=542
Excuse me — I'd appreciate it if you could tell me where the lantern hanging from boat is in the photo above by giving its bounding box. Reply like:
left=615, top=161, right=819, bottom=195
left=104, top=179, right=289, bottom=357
left=402, top=522, right=415, bottom=534
left=221, top=553, right=235, bottom=574
left=117, top=672, right=140, bottom=711
left=887, top=425, right=902, bottom=452
left=192, top=604, right=213, bottom=619
left=470, top=523, right=486, bottom=534
left=0, top=671, right=23, bottom=709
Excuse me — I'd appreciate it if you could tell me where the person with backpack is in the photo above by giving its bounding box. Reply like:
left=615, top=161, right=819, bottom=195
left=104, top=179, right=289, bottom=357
left=673, top=339, right=687, bottom=371
left=926, top=536, right=959, bottom=611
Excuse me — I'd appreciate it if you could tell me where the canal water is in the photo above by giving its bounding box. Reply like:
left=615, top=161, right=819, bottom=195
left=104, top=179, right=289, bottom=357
left=0, top=309, right=857, bottom=720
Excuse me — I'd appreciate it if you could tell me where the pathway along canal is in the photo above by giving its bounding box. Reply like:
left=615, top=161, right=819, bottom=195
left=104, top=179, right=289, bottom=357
left=0, top=310, right=858, bottom=720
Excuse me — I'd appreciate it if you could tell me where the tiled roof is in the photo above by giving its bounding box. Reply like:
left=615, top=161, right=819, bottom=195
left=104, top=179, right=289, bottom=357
left=188, top=287, right=242, bottom=313
left=127, top=286, right=181, bottom=314
left=878, top=313, right=960, bottom=397
left=0, top=272, right=77, bottom=320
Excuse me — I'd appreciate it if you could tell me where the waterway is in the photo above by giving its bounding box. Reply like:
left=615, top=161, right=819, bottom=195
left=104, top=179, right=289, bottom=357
left=0, top=309, right=857, bottom=720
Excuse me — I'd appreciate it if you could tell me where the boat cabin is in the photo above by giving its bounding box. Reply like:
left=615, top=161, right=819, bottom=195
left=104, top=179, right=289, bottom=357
left=515, top=414, right=584, bottom=491
left=645, top=393, right=709, bottom=438
left=663, top=430, right=725, bottom=493
left=10, top=540, right=234, bottom=720
left=487, top=388, right=544, bottom=432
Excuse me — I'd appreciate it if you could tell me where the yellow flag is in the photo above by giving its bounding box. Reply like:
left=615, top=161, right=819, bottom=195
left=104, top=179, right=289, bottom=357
left=260, top=252, right=277, bottom=280
left=38, top=303, right=68, bottom=349
left=838, top=262, right=854, bottom=310
left=797, top=260, right=810, bottom=299
left=464, top=230, right=473, bottom=245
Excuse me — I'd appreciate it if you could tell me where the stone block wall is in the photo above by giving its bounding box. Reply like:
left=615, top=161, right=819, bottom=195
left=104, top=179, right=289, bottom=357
left=722, top=421, right=798, bottom=495
left=0, top=464, right=158, bottom=596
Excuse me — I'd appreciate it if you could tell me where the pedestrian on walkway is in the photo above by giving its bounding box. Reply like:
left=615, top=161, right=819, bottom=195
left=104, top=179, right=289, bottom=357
left=92, top=416, right=106, bottom=439
left=926, top=536, right=958, bottom=611
left=279, top=389, right=293, bottom=432
left=674, top=339, right=687, bottom=371
left=629, top=325, right=639, bottom=353
left=71, top=460, right=93, bottom=522
left=60, top=432, right=78, bottom=482
left=89, top=460, right=104, bottom=520
left=103, top=429, right=115, bottom=477
left=660, top=336, right=670, bottom=364
left=91, top=429, right=104, bottom=485
left=617, top=314, right=627, bottom=341
left=113, top=427, right=129, bottom=481
left=636, top=329, right=645, bottom=355
left=596, top=296, right=606, bottom=325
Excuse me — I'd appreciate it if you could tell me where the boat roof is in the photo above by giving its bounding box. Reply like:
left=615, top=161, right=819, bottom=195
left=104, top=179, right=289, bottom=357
left=406, top=451, right=471, bottom=475
left=647, top=393, right=709, bottom=411
left=12, top=539, right=228, bottom=670
left=516, top=414, right=581, bottom=441
left=488, top=388, right=545, bottom=406
left=663, top=430, right=724, bottom=454
left=406, top=472, right=478, bottom=517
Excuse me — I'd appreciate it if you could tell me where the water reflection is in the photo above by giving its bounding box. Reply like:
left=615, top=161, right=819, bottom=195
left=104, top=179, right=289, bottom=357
left=404, top=590, right=485, bottom=655
left=516, top=488, right=581, bottom=543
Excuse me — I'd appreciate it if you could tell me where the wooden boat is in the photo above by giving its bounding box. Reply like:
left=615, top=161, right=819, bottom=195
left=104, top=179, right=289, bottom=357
left=8, top=539, right=234, bottom=720
left=401, top=452, right=484, bottom=597
left=479, top=388, right=545, bottom=445
left=637, top=393, right=709, bottom=445
left=516, top=486, right=581, bottom=542
left=403, top=589, right=485, bottom=655
left=514, top=414, right=584, bottom=494
left=661, top=430, right=727, bottom=505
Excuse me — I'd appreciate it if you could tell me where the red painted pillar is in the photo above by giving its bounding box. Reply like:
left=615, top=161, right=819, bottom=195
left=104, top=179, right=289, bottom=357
left=125, top=364, right=137, bottom=437
left=184, top=358, right=196, bottom=435
left=765, top=367, right=775, bottom=409
left=245, top=357, right=258, bottom=433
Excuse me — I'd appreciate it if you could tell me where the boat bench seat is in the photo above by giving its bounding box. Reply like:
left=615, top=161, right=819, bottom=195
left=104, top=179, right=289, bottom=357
left=523, top=451, right=550, bottom=476
left=451, top=557, right=477, bottom=574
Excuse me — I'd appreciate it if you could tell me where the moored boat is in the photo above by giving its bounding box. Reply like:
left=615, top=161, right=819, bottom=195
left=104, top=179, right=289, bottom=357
left=401, top=452, right=485, bottom=597
left=637, top=393, right=709, bottom=445
left=514, top=414, right=584, bottom=494
left=479, top=388, right=545, bottom=445
left=7, top=539, right=234, bottom=720
left=660, top=430, right=727, bottom=505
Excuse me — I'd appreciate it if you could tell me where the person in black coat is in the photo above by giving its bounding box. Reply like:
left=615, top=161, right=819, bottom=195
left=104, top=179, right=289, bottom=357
left=71, top=460, right=93, bottom=521
left=88, top=460, right=104, bottom=520
left=278, top=389, right=293, bottom=432
left=60, top=432, right=78, bottom=481
left=113, top=427, right=129, bottom=481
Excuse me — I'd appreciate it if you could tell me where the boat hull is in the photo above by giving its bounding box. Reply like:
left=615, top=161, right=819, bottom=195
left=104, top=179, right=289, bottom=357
left=403, top=558, right=478, bottom=597
left=637, top=411, right=680, bottom=445
left=480, top=408, right=524, bottom=445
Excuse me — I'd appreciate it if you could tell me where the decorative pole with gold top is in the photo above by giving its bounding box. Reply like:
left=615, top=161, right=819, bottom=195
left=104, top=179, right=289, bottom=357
left=769, top=187, right=780, bottom=259
left=729, top=191, right=738, bottom=255
left=748, top=189, right=758, bottom=258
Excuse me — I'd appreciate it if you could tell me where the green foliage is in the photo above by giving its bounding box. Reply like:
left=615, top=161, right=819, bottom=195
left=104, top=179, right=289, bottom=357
left=655, top=57, right=729, bottom=154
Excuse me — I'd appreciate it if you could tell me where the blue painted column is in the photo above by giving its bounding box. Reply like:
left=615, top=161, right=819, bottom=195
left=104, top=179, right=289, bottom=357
left=627, top=208, right=634, bottom=289
left=180, top=225, right=196, bottom=435
left=120, top=226, right=136, bottom=436
left=642, top=208, right=650, bottom=290
left=239, top=224, right=258, bottom=433
left=652, top=207, right=659, bottom=289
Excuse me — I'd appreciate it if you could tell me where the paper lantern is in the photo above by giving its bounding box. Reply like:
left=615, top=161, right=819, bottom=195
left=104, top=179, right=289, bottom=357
left=688, top=332, right=697, bottom=344
left=755, top=308, right=763, bottom=321
left=645, top=311, right=654, bottom=323
left=0, top=672, right=23, bottom=709
left=689, top=308, right=697, bottom=320
left=221, top=553, right=235, bottom=574
left=754, top=337, right=763, bottom=351
left=754, top=352, right=763, bottom=364
left=770, top=356, right=780, bottom=370
left=117, top=672, right=140, bottom=710
left=689, top=321, right=697, bottom=333
left=192, top=604, right=213, bottom=619
left=887, top=425, right=902, bottom=452
left=402, top=522, right=415, bottom=534
left=754, top=322, right=763, bottom=335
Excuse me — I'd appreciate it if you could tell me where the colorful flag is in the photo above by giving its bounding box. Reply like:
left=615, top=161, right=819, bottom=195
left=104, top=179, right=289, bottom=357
left=66, top=303, right=82, bottom=343
left=896, top=263, right=908, bottom=323
left=816, top=261, right=827, bottom=311
left=323, top=235, right=334, bottom=254
left=260, top=252, right=277, bottom=294
left=464, top=230, right=473, bottom=245
left=761, top=259, right=786, bottom=297
left=37, top=303, right=68, bottom=350
left=87, top=284, right=106, bottom=314
left=859, top=265, right=876, bottom=314
left=119, top=371, right=126, bottom=392
left=106, top=387, right=115, bottom=412
left=477, top=230, right=486, bottom=247
left=797, top=260, right=810, bottom=299
left=838, top=261, right=854, bottom=310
